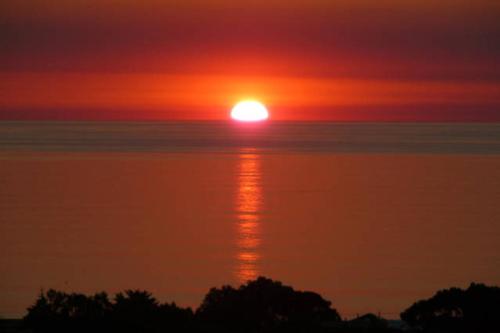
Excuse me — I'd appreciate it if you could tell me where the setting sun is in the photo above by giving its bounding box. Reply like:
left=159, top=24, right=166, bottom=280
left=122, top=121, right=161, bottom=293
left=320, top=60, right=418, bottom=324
left=231, top=101, right=269, bottom=122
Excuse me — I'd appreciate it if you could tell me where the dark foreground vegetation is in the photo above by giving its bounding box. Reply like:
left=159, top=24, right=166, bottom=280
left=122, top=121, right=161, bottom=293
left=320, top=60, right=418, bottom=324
left=4, top=277, right=499, bottom=333
left=401, top=282, right=500, bottom=333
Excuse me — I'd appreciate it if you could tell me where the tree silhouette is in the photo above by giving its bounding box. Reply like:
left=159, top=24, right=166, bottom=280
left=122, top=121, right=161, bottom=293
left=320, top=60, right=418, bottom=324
left=112, top=290, right=161, bottom=332
left=24, top=289, right=193, bottom=333
left=112, top=290, right=194, bottom=332
left=196, top=276, right=340, bottom=332
left=24, top=279, right=500, bottom=333
left=24, top=289, right=112, bottom=333
left=400, top=283, right=500, bottom=333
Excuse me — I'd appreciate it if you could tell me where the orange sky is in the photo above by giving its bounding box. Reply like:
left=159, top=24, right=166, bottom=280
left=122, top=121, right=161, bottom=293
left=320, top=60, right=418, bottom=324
left=1, top=0, right=499, bottom=120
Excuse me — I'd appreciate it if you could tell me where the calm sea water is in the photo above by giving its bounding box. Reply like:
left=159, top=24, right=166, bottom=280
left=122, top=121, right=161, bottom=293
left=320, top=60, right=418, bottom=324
left=1, top=121, right=500, bottom=153
left=1, top=121, right=500, bottom=319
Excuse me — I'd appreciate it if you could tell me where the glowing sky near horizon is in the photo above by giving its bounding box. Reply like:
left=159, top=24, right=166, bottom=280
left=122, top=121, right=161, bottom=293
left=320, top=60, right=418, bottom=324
left=1, top=0, right=499, bottom=120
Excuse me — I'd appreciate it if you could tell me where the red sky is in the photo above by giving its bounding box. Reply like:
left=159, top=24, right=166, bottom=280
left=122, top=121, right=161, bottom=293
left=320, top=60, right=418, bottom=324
left=1, top=0, right=500, bottom=121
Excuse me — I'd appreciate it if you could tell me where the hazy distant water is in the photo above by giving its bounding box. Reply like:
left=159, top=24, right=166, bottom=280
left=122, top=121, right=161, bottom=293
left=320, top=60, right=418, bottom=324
left=1, top=121, right=500, bottom=319
left=1, top=121, right=500, bottom=153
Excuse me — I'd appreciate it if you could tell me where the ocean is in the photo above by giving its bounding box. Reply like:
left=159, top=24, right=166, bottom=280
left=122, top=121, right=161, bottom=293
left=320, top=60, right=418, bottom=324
left=1, top=121, right=500, bottom=153
left=1, top=121, right=500, bottom=319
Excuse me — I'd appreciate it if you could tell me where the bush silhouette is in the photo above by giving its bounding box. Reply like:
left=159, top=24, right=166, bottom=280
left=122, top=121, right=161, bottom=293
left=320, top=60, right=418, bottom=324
left=24, top=289, right=193, bottom=333
left=112, top=290, right=193, bottom=332
left=23, top=279, right=500, bottom=333
left=400, top=283, right=500, bottom=333
left=196, top=276, right=341, bottom=332
left=24, top=290, right=112, bottom=333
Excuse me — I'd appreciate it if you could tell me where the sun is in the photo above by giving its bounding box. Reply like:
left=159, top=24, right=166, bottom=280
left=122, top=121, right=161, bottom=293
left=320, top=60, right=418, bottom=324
left=231, top=100, right=269, bottom=122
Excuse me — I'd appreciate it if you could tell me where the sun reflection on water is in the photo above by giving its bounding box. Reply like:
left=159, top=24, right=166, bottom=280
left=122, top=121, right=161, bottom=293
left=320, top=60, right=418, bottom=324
left=235, top=149, right=262, bottom=283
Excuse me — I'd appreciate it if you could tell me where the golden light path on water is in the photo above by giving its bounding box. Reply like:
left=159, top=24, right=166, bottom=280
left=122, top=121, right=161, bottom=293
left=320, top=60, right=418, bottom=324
left=235, top=148, right=262, bottom=283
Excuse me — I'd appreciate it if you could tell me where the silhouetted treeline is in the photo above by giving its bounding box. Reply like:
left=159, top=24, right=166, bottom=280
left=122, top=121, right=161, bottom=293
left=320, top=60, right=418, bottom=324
left=24, top=289, right=193, bottom=333
left=401, top=283, right=500, bottom=333
left=19, top=277, right=500, bottom=333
